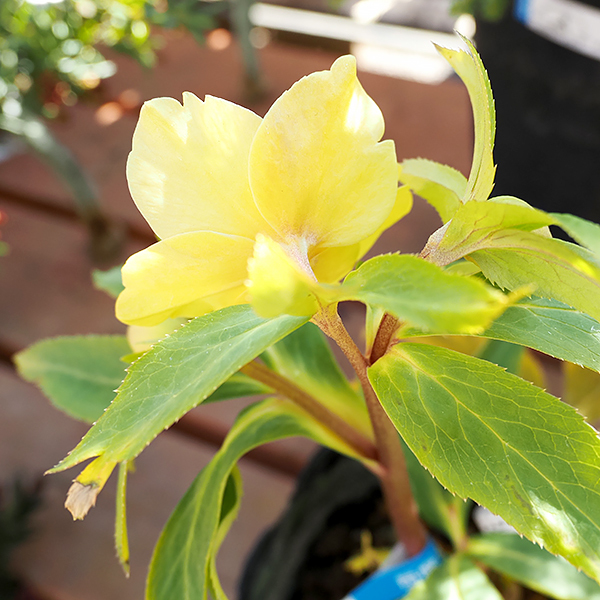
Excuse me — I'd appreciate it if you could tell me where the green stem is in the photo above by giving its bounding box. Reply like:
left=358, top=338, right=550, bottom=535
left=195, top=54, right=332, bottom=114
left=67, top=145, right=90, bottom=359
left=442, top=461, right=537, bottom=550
left=241, top=360, right=379, bottom=463
left=313, top=305, right=428, bottom=557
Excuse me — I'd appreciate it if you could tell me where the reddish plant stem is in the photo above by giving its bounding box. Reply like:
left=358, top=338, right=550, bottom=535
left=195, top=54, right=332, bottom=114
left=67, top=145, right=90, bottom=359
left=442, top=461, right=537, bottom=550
left=241, top=360, right=379, bottom=463
left=369, top=313, right=400, bottom=364
left=313, top=306, right=428, bottom=557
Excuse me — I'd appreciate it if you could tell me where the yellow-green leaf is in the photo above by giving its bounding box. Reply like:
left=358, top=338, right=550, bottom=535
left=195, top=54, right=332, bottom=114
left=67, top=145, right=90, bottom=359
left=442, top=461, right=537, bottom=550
left=342, top=254, right=514, bottom=334
left=369, top=343, right=600, bottom=582
left=436, top=36, right=496, bottom=203
left=467, top=533, right=600, bottom=600
left=398, top=158, right=466, bottom=223
left=147, top=398, right=368, bottom=600
left=422, top=197, right=554, bottom=266
left=471, top=231, right=600, bottom=322
left=48, top=306, right=307, bottom=476
left=405, top=555, right=502, bottom=600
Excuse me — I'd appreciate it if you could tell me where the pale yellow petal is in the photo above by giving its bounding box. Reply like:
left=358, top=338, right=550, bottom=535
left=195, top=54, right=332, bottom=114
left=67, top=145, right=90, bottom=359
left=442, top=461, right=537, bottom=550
left=310, top=244, right=361, bottom=283
left=356, top=185, right=413, bottom=258
left=127, top=94, right=273, bottom=240
left=249, top=55, right=398, bottom=248
left=308, top=187, right=412, bottom=283
left=116, top=232, right=254, bottom=326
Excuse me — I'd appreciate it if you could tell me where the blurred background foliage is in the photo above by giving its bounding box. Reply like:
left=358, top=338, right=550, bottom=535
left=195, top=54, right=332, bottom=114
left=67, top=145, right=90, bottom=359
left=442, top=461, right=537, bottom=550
left=0, top=0, right=228, bottom=121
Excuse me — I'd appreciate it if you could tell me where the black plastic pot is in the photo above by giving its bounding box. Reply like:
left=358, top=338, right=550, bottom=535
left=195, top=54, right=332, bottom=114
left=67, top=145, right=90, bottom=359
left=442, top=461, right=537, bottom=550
left=474, top=6, right=600, bottom=222
left=239, top=449, right=395, bottom=600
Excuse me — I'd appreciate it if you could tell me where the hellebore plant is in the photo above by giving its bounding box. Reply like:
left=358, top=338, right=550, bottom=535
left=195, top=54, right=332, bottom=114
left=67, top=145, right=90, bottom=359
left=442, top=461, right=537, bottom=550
left=16, top=38, right=600, bottom=599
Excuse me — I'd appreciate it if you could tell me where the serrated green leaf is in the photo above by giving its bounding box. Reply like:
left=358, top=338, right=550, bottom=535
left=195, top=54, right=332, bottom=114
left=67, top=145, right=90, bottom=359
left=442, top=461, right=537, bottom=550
left=15, top=335, right=130, bottom=423
left=92, top=265, right=124, bottom=299
left=48, top=306, right=307, bottom=475
left=423, top=197, right=555, bottom=265
left=436, top=37, right=496, bottom=203
left=398, top=158, right=465, bottom=222
left=264, top=322, right=371, bottom=436
left=15, top=335, right=270, bottom=426
left=483, top=298, right=600, bottom=372
left=405, top=555, right=503, bottom=600
left=470, top=231, right=600, bottom=322
left=369, top=343, right=600, bottom=582
left=551, top=213, right=600, bottom=257
left=341, top=254, right=513, bottom=334
left=401, top=437, right=471, bottom=548
left=467, top=533, right=600, bottom=600
left=403, top=297, right=600, bottom=374
left=147, top=398, right=361, bottom=600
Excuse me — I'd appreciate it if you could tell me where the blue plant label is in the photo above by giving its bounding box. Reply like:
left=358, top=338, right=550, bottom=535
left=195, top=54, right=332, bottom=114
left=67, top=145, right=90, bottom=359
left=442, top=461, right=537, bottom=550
left=343, top=538, right=443, bottom=600
left=514, top=0, right=600, bottom=62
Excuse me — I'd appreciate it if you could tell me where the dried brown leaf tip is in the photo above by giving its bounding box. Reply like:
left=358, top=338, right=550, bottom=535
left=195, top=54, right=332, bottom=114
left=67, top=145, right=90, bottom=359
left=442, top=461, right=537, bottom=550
left=65, top=481, right=100, bottom=520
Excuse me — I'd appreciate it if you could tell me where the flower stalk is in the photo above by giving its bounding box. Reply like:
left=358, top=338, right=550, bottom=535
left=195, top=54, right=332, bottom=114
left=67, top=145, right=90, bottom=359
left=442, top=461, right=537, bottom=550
left=241, top=360, right=379, bottom=463
left=313, top=305, right=428, bottom=557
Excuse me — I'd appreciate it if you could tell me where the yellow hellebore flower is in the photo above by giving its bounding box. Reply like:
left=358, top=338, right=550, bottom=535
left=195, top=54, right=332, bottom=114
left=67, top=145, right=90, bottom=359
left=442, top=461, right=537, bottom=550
left=116, top=55, right=409, bottom=327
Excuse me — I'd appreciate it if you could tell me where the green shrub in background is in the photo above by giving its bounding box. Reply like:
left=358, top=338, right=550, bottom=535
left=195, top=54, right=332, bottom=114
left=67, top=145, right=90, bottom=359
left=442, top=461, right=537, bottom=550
left=0, top=0, right=227, bottom=120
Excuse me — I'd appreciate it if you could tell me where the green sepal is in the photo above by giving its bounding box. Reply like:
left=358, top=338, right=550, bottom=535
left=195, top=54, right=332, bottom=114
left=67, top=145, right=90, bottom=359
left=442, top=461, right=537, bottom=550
left=92, top=265, right=124, bottom=299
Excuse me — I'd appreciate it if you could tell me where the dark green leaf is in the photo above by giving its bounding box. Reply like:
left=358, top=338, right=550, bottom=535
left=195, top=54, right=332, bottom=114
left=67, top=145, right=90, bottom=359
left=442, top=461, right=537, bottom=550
left=401, top=437, right=471, bottom=548
left=403, top=297, right=600, bottom=374
left=478, top=339, right=524, bottom=375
